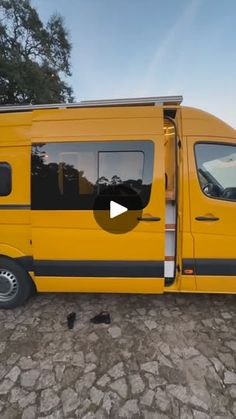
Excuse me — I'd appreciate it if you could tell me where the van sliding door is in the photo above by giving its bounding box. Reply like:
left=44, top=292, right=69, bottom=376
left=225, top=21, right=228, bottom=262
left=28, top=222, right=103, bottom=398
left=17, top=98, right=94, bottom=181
left=31, top=107, right=166, bottom=293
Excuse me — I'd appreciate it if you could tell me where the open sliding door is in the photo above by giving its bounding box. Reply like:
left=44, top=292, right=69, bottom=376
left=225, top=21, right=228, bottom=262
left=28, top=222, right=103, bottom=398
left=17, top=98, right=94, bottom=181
left=31, top=105, right=166, bottom=293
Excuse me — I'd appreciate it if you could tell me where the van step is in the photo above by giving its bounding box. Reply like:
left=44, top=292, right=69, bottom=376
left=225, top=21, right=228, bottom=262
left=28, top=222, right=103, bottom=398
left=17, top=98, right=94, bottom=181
left=166, top=190, right=175, bottom=201
left=165, top=256, right=175, bottom=261
left=164, top=260, right=175, bottom=277
left=165, top=223, right=175, bottom=231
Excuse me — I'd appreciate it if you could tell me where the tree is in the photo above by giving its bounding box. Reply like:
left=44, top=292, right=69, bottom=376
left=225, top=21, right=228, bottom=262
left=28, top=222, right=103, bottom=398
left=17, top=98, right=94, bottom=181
left=0, top=0, right=74, bottom=104
left=111, top=175, right=122, bottom=184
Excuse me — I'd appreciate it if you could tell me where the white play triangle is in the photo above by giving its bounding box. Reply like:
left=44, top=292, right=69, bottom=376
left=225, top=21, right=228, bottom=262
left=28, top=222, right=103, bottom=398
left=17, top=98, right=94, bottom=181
left=110, top=201, right=128, bottom=219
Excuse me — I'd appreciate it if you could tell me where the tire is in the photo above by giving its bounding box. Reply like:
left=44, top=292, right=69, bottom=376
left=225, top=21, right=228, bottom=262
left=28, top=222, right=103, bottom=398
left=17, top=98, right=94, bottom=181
left=0, top=257, right=34, bottom=309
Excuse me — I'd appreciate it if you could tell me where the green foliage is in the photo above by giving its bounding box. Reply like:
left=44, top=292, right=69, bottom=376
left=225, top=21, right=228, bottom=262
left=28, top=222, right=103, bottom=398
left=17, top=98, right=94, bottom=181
left=0, top=0, right=74, bottom=104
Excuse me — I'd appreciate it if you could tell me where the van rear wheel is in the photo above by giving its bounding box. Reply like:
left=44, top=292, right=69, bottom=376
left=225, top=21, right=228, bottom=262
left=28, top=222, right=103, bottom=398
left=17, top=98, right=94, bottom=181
left=0, top=257, right=34, bottom=309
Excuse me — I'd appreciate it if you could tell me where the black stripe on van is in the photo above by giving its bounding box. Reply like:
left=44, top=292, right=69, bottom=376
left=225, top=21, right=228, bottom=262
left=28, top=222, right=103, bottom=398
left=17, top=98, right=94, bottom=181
left=16, top=257, right=236, bottom=277
left=16, top=257, right=164, bottom=278
left=183, top=259, right=236, bottom=276
left=17, top=256, right=34, bottom=271
left=0, top=204, right=30, bottom=209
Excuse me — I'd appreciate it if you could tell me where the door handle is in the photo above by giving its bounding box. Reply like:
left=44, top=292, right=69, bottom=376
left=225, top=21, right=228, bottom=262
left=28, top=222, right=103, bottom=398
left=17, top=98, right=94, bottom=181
left=195, top=216, right=220, bottom=221
left=137, top=216, right=161, bottom=221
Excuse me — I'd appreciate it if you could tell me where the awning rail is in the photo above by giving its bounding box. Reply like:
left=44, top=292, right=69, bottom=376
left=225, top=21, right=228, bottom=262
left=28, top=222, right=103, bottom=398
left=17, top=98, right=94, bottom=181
left=0, top=96, right=183, bottom=113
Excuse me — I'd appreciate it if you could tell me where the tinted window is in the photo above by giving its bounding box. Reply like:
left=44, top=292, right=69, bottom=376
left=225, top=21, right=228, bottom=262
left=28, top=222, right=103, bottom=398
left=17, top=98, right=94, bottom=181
left=31, top=141, right=154, bottom=210
left=98, top=151, right=144, bottom=195
left=195, top=143, right=236, bottom=201
left=0, top=163, right=12, bottom=196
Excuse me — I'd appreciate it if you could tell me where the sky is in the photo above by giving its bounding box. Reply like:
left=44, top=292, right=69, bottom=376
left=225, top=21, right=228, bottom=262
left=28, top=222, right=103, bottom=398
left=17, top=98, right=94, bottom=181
left=31, top=0, right=236, bottom=128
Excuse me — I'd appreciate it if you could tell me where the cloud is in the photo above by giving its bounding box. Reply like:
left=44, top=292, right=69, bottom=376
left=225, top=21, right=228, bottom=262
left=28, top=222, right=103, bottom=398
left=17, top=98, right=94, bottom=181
left=139, top=0, right=203, bottom=95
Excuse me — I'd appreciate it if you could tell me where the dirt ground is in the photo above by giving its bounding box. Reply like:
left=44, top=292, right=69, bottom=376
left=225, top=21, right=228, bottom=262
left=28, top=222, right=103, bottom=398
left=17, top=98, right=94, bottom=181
left=0, top=292, right=236, bottom=418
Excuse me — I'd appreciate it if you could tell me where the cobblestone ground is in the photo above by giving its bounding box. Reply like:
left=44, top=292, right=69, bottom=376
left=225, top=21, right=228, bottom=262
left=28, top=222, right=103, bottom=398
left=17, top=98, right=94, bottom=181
left=0, top=292, right=236, bottom=418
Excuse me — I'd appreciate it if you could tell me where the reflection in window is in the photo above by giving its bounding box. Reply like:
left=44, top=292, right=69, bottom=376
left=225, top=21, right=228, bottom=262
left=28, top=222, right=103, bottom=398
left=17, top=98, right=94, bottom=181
left=98, top=151, right=144, bottom=196
left=195, top=143, right=236, bottom=201
left=58, top=152, right=96, bottom=195
left=31, top=140, right=154, bottom=210
left=0, top=162, right=12, bottom=196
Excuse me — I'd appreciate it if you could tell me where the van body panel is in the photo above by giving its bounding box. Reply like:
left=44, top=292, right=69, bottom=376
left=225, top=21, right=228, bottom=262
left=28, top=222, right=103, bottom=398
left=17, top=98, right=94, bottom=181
left=194, top=276, right=236, bottom=293
left=32, top=106, right=164, bottom=123
left=32, top=106, right=164, bottom=140
left=34, top=276, right=165, bottom=293
left=0, top=242, right=29, bottom=259
left=0, top=222, right=31, bottom=257
left=181, top=107, right=236, bottom=138
left=0, top=146, right=30, bottom=204
left=31, top=215, right=164, bottom=260
left=0, top=143, right=32, bottom=264
left=0, top=113, right=31, bottom=146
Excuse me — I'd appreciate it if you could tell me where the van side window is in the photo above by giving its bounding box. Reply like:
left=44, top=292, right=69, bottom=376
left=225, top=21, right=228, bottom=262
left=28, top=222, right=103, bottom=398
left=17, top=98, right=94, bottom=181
left=98, top=151, right=144, bottom=195
left=0, top=162, right=12, bottom=196
left=31, top=141, right=154, bottom=210
left=195, top=143, right=236, bottom=202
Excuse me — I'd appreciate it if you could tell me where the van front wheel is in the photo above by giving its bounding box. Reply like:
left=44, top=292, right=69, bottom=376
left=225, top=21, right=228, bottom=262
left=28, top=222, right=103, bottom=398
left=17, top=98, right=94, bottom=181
left=0, top=257, right=34, bottom=309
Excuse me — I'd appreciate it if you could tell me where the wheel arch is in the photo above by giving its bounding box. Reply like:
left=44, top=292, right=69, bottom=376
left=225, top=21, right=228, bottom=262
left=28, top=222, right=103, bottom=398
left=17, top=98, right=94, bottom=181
left=0, top=245, right=35, bottom=284
left=0, top=243, right=28, bottom=259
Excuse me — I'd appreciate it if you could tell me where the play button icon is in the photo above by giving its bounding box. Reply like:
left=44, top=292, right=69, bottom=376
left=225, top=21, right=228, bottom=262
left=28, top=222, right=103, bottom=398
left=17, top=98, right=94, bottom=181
left=93, top=188, right=143, bottom=234
left=110, top=201, right=128, bottom=219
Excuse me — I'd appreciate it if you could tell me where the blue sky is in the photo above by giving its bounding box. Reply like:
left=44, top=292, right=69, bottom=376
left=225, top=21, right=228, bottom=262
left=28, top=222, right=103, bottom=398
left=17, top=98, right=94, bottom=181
left=31, top=0, right=236, bottom=127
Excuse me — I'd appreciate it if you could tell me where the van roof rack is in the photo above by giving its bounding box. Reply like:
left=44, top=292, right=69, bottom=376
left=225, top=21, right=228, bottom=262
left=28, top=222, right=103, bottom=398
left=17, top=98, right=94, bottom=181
left=0, top=95, right=183, bottom=113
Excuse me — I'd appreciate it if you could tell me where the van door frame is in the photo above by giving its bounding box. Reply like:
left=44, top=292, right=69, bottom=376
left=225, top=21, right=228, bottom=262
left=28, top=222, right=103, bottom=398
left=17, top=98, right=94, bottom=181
left=163, top=112, right=182, bottom=288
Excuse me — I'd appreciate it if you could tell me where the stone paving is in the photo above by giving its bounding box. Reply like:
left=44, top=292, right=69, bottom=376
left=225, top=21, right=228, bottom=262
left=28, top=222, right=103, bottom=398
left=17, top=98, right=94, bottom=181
left=0, top=292, right=236, bottom=418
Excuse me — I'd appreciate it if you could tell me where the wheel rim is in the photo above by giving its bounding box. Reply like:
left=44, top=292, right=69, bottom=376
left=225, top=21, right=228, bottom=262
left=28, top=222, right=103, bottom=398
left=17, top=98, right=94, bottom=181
left=0, top=269, right=19, bottom=302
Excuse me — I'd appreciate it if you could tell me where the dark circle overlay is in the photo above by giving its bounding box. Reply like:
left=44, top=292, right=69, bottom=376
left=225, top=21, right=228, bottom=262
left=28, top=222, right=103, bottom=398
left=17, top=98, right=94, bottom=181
left=93, top=190, right=143, bottom=234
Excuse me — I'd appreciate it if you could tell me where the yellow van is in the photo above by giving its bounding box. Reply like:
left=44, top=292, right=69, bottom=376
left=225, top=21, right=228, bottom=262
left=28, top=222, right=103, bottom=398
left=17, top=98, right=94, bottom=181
left=0, top=96, right=235, bottom=308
